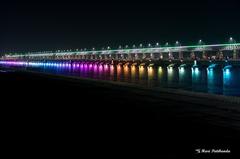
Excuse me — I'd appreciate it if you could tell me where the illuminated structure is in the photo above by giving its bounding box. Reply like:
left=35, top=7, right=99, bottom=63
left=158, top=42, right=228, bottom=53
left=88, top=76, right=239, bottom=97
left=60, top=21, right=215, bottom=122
left=1, top=40, right=240, bottom=61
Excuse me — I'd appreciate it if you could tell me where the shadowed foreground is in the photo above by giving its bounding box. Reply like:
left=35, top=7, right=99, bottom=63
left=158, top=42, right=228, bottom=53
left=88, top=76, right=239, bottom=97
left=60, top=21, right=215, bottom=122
left=1, top=68, right=240, bottom=158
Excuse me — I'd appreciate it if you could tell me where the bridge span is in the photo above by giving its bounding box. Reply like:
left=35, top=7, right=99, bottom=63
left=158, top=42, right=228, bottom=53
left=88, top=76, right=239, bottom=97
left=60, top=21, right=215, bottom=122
left=1, top=42, right=240, bottom=61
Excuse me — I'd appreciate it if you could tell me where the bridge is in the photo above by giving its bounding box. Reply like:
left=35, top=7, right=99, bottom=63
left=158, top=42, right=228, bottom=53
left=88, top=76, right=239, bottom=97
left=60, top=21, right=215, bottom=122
left=1, top=41, right=240, bottom=61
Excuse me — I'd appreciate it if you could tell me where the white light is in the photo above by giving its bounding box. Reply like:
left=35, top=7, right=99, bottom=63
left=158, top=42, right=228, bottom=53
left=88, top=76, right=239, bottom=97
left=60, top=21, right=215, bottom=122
left=225, top=68, right=230, bottom=73
left=195, top=67, right=199, bottom=73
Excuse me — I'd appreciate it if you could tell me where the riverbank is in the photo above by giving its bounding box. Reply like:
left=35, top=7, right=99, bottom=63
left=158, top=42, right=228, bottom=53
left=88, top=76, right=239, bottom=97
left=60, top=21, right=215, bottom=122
left=1, top=67, right=240, bottom=158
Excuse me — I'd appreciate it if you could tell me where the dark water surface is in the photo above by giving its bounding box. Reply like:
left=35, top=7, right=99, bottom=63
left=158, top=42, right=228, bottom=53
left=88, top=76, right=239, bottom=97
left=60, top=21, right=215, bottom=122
left=27, top=63, right=240, bottom=97
left=1, top=62, right=240, bottom=158
left=1, top=61, right=240, bottom=96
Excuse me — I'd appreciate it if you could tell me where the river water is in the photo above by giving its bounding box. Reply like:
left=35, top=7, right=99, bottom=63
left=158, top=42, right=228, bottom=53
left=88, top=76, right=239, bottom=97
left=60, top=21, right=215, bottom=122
left=19, top=62, right=240, bottom=97
left=1, top=61, right=240, bottom=96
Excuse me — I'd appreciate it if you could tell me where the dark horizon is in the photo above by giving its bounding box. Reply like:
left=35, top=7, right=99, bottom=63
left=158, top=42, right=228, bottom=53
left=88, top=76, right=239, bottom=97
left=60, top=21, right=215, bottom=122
left=1, top=0, right=240, bottom=53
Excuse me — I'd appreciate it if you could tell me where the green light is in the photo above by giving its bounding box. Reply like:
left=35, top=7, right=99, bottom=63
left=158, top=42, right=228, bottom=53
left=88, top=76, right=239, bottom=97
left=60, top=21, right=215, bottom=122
left=4, top=43, right=240, bottom=57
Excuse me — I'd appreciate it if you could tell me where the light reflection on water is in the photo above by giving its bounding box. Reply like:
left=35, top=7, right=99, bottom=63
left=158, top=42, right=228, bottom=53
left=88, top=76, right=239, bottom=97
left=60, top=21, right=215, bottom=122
left=179, top=67, right=192, bottom=88
left=3, top=61, right=240, bottom=96
left=207, top=69, right=223, bottom=94
left=223, top=68, right=240, bottom=96
left=139, top=66, right=147, bottom=85
left=123, top=65, right=130, bottom=82
left=167, top=67, right=180, bottom=88
left=131, top=66, right=137, bottom=83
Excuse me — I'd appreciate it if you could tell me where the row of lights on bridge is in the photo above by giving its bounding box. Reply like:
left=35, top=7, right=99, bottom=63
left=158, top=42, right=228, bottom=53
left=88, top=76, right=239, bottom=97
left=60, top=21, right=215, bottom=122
left=71, top=37, right=236, bottom=52
left=22, top=37, right=236, bottom=54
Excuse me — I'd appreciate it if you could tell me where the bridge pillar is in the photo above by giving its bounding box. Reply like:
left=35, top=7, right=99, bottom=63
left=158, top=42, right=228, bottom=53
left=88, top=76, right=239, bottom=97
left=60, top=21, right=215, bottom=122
left=121, top=54, right=124, bottom=60
left=233, top=49, right=237, bottom=60
left=160, top=53, right=163, bottom=60
left=219, top=51, right=224, bottom=60
left=135, top=54, right=138, bottom=60
left=106, top=54, right=110, bottom=60
left=142, top=53, right=146, bottom=60
left=108, top=54, right=111, bottom=60
left=178, top=51, right=183, bottom=60
left=115, top=54, right=119, bottom=60
left=190, top=52, right=195, bottom=60
left=127, top=54, right=131, bottom=60
left=150, top=53, right=154, bottom=60
left=113, top=54, right=116, bottom=60
left=168, top=52, right=173, bottom=60
left=202, top=51, right=207, bottom=60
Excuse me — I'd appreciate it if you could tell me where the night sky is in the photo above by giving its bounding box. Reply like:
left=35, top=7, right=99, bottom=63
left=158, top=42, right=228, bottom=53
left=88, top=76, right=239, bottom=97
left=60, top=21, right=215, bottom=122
left=0, top=0, right=239, bottom=53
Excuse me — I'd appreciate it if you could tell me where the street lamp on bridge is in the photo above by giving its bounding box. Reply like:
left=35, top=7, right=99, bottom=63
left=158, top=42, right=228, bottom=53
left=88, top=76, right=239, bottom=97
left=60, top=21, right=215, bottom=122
left=175, top=41, right=181, bottom=46
left=229, top=37, right=236, bottom=44
left=165, top=42, right=169, bottom=47
left=198, top=39, right=205, bottom=45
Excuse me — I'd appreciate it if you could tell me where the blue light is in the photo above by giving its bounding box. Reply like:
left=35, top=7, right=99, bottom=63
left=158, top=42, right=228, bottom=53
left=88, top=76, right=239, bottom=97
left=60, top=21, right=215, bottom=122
left=225, top=68, right=230, bottom=74
left=207, top=67, right=213, bottom=72
left=195, top=67, right=199, bottom=73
